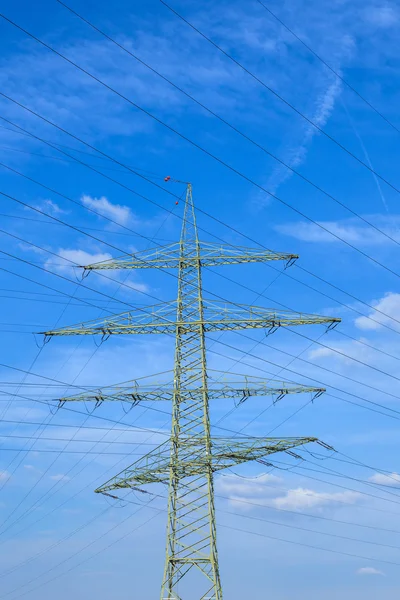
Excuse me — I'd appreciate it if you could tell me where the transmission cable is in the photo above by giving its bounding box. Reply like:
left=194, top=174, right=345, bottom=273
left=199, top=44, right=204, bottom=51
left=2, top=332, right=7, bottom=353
left=53, top=0, right=400, bottom=250
left=256, top=0, right=400, bottom=135
left=3, top=188, right=400, bottom=404
left=2, top=113, right=400, bottom=336
left=160, top=1, right=400, bottom=195
left=0, top=33, right=399, bottom=282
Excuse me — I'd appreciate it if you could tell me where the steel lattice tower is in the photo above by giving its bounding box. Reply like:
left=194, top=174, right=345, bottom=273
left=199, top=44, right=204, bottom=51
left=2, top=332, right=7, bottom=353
left=43, top=184, right=339, bottom=599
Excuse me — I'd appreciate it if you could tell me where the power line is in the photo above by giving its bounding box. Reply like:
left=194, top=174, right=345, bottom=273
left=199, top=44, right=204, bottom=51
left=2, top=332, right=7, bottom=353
left=2, top=237, right=399, bottom=433
left=2, top=112, right=400, bottom=337
left=0, top=28, right=400, bottom=282
left=255, top=0, right=400, bottom=136
left=160, top=1, right=400, bottom=196
left=53, top=0, right=400, bottom=251
left=4, top=189, right=400, bottom=410
left=0, top=502, right=160, bottom=600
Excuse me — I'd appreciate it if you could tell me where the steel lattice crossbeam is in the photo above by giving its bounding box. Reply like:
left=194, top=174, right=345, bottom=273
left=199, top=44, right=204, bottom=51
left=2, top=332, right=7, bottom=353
left=80, top=241, right=298, bottom=271
left=57, top=374, right=325, bottom=405
left=95, top=436, right=318, bottom=490
left=42, top=184, right=340, bottom=599
left=41, top=301, right=339, bottom=337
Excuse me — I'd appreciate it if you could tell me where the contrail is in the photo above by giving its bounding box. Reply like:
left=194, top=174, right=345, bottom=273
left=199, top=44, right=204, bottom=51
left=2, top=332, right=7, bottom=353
left=341, top=99, right=390, bottom=214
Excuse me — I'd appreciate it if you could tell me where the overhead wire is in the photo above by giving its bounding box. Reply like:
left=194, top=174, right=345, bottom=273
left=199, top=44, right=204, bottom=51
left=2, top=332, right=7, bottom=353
left=2, top=4, right=400, bottom=552
left=0, top=30, right=399, bottom=285
left=255, top=0, right=400, bottom=136
left=159, top=1, right=400, bottom=196
left=2, top=113, right=400, bottom=338
left=51, top=0, right=400, bottom=252
left=3, top=187, right=400, bottom=409
left=0, top=232, right=174, bottom=537
left=5, top=213, right=400, bottom=436
left=0, top=500, right=160, bottom=600
left=0, top=201, right=179, bottom=538
left=2, top=228, right=400, bottom=439
left=0, top=5, right=398, bottom=580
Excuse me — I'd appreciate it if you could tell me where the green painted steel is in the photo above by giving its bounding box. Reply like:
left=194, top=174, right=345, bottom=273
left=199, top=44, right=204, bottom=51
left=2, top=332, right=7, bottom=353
left=44, top=185, right=340, bottom=599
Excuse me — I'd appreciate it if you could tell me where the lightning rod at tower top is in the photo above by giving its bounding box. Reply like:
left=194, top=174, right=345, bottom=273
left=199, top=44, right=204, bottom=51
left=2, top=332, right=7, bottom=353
left=42, top=183, right=340, bottom=599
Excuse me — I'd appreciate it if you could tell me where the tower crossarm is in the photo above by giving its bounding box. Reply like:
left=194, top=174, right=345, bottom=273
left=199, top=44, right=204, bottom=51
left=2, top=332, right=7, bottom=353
left=202, top=301, right=340, bottom=331
left=209, top=436, right=317, bottom=473
left=80, top=241, right=298, bottom=272
left=57, top=379, right=324, bottom=405
left=41, top=301, right=340, bottom=337
left=40, top=301, right=178, bottom=337
left=95, top=436, right=317, bottom=494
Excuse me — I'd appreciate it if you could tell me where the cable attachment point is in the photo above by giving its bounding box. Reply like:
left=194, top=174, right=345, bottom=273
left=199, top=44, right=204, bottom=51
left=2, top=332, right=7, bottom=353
left=94, top=330, right=110, bottom=346
left=33, top=333, right=47, bottom=349
left=95, top=394, right=104, bottom=409
left=237, top=389, right=250, bottom=405
left=326, top=321, right=339, bottom=333
left=265, top=322, right=279, bottom=336
left=285, top=256, right=298, bottom=269
left=257, top=458, right=274, bottom=467
left=42, top=334, right=52, bottom=346
left=102, top=492, right=120, bottom=500
left=311, top=389, right=325, bottom=402
left=130, top=393, right=142, bottom=407
left=273, top=390, right=288, bottom=405
left=317, top=440, right=336, bottom=452
left=285, top=450, right=303, bottom=460
left=81, top=267, right=91, bottom=280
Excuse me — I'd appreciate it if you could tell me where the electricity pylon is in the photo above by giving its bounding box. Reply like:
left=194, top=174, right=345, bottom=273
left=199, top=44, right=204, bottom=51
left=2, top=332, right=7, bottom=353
left=43, top=184, right=340, bottom=599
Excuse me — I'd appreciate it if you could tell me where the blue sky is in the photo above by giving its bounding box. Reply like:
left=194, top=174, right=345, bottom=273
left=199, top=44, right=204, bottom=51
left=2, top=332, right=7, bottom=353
left=0, top=0, right=400, bottom=598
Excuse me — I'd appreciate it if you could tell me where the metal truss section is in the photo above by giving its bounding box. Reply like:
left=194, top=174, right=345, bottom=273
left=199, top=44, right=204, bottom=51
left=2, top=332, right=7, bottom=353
left=80, top=241, right=298, bottom=272
left=95, top=436, right=317, bottom=492
left=57, top=375, right=325, bottom=405
left=42, top=300, right=339, bottom=337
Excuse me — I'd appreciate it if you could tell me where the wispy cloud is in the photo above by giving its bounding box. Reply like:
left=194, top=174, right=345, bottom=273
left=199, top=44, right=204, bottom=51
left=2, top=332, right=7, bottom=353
left=270, top=487, right=360, bottom=511
left=45, top=247, right=149, bottom=293
left=81, top=195, right=132, bottom=225
left=37, top=199, right=68, bottom=215
left=356, top=566, right=385, bottom=576
left=217, top=474, right=361, bottom=513
left=369, top=471, right=400, bottom=487
left=364, top=4, right=399, bottom=28
left=49, top=473, right=71, bottom=482
left=47, top=248, right=113, bottom=272
left=0, top=471, right=10, bottom=481
left=217, top=473, right=282, bottom=498
left=355, top=292, right=400, bottom=331
left=275, top=216, right=400, bottom=245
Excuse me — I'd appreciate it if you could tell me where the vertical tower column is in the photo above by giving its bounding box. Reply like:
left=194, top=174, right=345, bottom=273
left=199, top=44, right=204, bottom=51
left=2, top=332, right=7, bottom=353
left=161, top=185, right=222, bottom=599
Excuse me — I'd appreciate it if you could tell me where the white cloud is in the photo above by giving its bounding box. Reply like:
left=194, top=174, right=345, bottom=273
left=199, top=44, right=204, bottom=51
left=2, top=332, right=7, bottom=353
left=23, top=464, right=41, bottom=473
left=217, top=476, right=361, bottom=514
left=356, top=567, right=385, bottom=576
left=355, top=292, right=400, bottom=331
left=81, top=195, right=132, bottom=225
left=45, top=247, right=149, bottom=293
left=271, top=487, right=360, bottom=511
left=217, top=473, right=282, bottom=498
left=49, top=474, right=70, bottom=482
left=0, top=471, right=10, bottom=481
left=365, top=5, right=398, bottom=27
left=46, top=248, right=112, bottom=273
left=41, top=199, right=67, bottom=215
left=275, top=217, right=400, bottom=245
left=369, top=472, right=400, bottom=487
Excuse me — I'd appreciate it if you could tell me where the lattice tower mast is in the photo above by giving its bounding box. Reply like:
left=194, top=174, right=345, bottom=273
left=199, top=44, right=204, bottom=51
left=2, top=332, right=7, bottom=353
left=43, top=184, right=339, bottom=599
